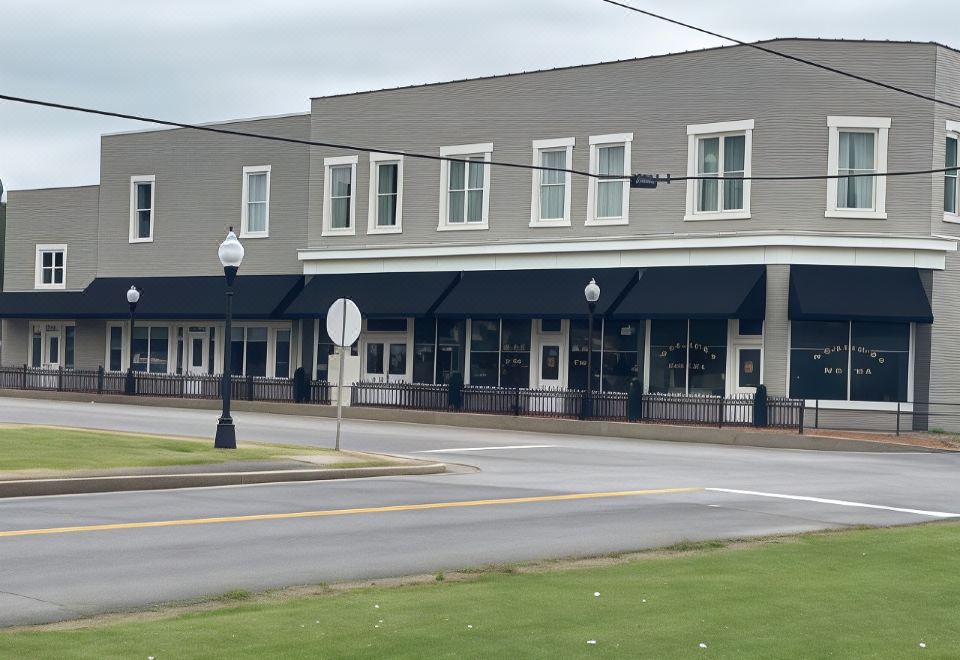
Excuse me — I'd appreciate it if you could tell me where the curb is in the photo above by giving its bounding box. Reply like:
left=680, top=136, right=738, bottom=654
left=0, top=389, right=943, bottom=453
left=0, top=463, right=447, bottom=498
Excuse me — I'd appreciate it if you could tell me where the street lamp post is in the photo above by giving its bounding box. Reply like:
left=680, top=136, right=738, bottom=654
left=583, top=278, right=601, bottom=420
left=215, top=228, right=244, bottom=449
left=124, top=286, right=141, bottom=394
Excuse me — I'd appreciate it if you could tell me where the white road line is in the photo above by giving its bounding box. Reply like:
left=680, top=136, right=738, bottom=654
left=415, top=444, right=559, bottom=454
left=707, top=488, right=960, bottom=519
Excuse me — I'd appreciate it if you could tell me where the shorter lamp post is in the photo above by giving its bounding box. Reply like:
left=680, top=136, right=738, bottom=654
left=583, top=278, right=600, bottom=420
left=124, top=285, right=141, bottom=394
left=215, top=228, right=244, bottom=449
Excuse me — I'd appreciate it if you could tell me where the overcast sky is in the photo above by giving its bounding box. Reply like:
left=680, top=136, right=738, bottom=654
left=0, top=0, right=956, bottom=200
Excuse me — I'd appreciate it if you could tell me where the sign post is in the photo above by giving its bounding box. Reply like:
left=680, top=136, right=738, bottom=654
left=326, top=298, right=361, bottom=451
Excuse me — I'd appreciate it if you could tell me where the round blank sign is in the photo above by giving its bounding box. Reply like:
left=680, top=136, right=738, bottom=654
left=326, top=298, right=362, bottom=347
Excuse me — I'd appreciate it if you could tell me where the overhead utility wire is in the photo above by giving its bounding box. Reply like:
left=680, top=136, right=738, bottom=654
left=0, top=93, right=953, bottom=184
left=599, top=0, right=960, bottom=112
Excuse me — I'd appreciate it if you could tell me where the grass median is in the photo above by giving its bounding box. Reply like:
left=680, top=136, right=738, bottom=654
left=0, top=425, right=388, bottom=472
left=2, top=522, right=958, bottom=658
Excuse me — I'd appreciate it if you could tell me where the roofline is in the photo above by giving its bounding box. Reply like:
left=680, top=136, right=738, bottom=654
left=7, top=184, right=99, bottom=194
left=310, top=37, right=956, bottom=102
left=101, top=111, right=310, bottom=138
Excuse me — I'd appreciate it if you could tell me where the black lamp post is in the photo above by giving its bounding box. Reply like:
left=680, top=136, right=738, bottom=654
left=215, top=228, right=244, bottom=449
left=583, top=278, right=601, bottom=420
left=125, top=285, right=141, bottom=394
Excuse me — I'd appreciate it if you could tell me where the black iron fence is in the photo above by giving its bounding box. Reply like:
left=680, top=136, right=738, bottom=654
left=0, top=366, right=331, bottom=405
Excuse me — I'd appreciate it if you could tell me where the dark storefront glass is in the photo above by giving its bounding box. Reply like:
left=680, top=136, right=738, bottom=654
left=648, top=320, right=688, bottom=394
left=789, top=321, right=849, bottom=400
left=436, top=319, right=466, bottom=384
left=366, top=343, right=384, bottom=375
left=602, top=320, right=643, bottom=392
left=541, top=345, right=561, bottom=381
left=738, top=349, right=762, bottom=388
left=470, top=319, right=499, bottom=386
left=275, top=330, right=291, bottom=378
left=230, top=327, right=245, bottom=377
left=148, top=327, right=168, bottom=374
left=245, top=328, right=268, bottom=377
left=850, top=322, right=909, bottom=402
left=568, top=318, right=601, bottom=391
left=413, top=318, right=436, bottom=384
left=389, top=343, right=407, bottom=376
left=367, top=318, right=407, bottom=333
left=31, top=329, right=41, bottom=368
left=109, top=326, right=123, bottom=372
left=500, top=319, right=531, bottom=388
left=132, top=326, right=150, bottom=372
left=688, top=320, right=726, bottom=395
left=64, top=326, right=75, bottom=369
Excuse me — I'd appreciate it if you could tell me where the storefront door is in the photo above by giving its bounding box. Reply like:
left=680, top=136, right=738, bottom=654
left=364, top=336, right=408, bottom=382
left=186, top=328, right=209, bottom=376
left=30, top=323, right=62, bottom=369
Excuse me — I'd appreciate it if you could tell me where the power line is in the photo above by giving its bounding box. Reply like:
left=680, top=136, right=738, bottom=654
left=599, top=0, right=960, bottom=112
left=652, top=167, right=956, bottom=183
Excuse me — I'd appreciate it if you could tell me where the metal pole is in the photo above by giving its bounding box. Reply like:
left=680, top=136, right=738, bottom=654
left=215, top=267, right=237, bottom=449
left=125, top=303, right=136, bottom=394
left=335, top=298, right=347, bottom=451
left=585, top=304, right=596, bottom=420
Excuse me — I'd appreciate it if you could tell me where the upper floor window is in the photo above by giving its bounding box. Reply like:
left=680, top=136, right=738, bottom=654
left=368, top=153, right=403, bottom=234
left=241, top=165, right=270, bottom=238
left=826, top=116, right=890, bottom=220
left=530, top=138, right=574, bottom=227
left=438, top=143, right=492, bottom=231
left=322, top=155, right=358, bottom=236
left=945, top=121, right=959, bottom=220
left=685, top=120, right=753, bottom=221
left=586, top=133, right=632, bottom=226
left=35, top=244, right=67, bottom=289
left=129, top=175, right=155, bottom=243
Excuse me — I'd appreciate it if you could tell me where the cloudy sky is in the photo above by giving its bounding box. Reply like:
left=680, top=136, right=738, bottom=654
left=0, top=0, right=956, bottom=200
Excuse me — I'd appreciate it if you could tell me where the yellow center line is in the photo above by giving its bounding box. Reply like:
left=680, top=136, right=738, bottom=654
left=0, top=487, right=703, bottom=538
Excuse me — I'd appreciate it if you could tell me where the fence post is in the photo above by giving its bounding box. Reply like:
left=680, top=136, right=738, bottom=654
left=815, top=400, right=819, bottom=429
left=246, top=375, right=254, bottom=401
left=753, top=384, right=768, bottom=428
left=798, top=401, right=805, bottom=435
left=448, top=372, right=463, bottom=411
left=718, top=397, right=724, bottom=428
left=97, top=366, right=104, bottom=394
left=896, top=401, right=901, bottom=437
left=514, top=387, right=521, bottom=416
left=22, top=364, right=27, bottom=390
left=57, top=366, right=63, bottom=392
left=627, top=378, right=642, bottom=422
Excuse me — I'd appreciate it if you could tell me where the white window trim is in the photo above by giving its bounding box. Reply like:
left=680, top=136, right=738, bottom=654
left=825, top=116, right=890, bottom=220
left=322, top=155, right=359, bottom=237
left=438, top=143, right=493, bottom=231
left=586, top=133, right=632, bottom=226
left=240, top=165, right=271, bottom=239
left=367, top=153, right=404, bottom=235
left=105, top=322, right=128, bottom=372
left=129, top=175, right=156, bottom=243
left=29, top=321, right=76, bottom=369
left=944, top=121, right=960, bottom=224
left=119, top=321, right=175, bottom=374
left=530, top=137, right=575, bottom=227
left=34, top=244, right=67, bottom=290
left=228, top=322, right=293, bottom=378
left=684, top=119, right=754, bottom=221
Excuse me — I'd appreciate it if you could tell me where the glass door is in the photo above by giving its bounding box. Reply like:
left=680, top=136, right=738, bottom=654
left=186, top=329, right=209, bottom=375
left=364, top=336, right=409, bottom=382
left=539, top=344, right=562, bottom=388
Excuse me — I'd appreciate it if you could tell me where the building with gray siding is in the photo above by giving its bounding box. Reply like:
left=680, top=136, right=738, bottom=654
left=2, top=39, right=959, bottom=431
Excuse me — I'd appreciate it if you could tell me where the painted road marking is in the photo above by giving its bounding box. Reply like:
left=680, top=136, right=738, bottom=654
left=707, top=488, right=960, bottom=519
left=0, top=487, right=701, bottom=538
left=415, top=444, right=559, bottom=453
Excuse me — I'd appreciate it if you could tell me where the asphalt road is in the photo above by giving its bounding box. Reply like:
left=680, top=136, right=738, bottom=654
left=0, top=397, right=958, bottom=627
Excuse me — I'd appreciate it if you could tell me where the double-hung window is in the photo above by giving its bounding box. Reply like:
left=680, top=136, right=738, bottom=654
left=826, top=117, right=890, bottom=219
left=438, top=143, right=492, bottom=230
left=945, top=121, right=959, bottom=220
left=241, top=165, right=270, bottom=237
left=530, top=138, right=574, bottom=227
left=685, top=120, right=753, bottom=220
left=129, top=175, right=155, bottom=242
left=587, top=133, right=632, bottom=225
left=35, top=244, right=67, bottom=289
left=322, top=155, right=358, bottom=236
left=368, top=153, right=403, bottom=234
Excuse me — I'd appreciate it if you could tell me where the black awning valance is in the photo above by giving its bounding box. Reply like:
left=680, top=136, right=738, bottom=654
left=79, top=275, right=304, bottom=319
left=608, top=265, right=766, bottom=320
left=432, top=268, right=638, bottom=319
left=284, top=271, right=460, bottom=318
left=0, top=291, right=88, bottom=319
left=788, top=265, right=932, bottom=323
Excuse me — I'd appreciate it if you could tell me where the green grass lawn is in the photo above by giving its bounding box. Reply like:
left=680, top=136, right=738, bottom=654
left=2, top=523, right=958, bottom=659
left=0, top=425, right=381, bottom=472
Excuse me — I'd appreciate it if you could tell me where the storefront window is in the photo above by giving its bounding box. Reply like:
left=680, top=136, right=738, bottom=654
left=568, top=318, right=601, bottom=391
left=688, top=320, right=726, bottom=395
left=132, top=326, right=168, bottom=373
left=64, top=326, right=75, bottom=369
left=31, top=328, right=42, bottom=368
left=500, top=319, right=531, bottom=388
left=470, top=319, right=499, bottom=386
left=648, top=320, right=726, bottom=395
left=789, top=321, right=851, bottom=401
left=850, top=322, right=909, bottom=402
left=275, top=330, right=291, bottom=378
left=413, top=318, right=436, bottom=384
left=648, top=320, right=687, bottom=394
left=109, top=327, right=123, bottom=371
left=436, top=319, right=466, bottom=384
left=602, top=320, right=643, bottom=393
left=231, top=326, right=269, bottom=377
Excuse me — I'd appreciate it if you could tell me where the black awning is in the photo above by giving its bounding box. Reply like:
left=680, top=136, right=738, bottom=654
left=789, top=265, right=932, bottom=323
left=284, top=271, right=461, bottom=318
left=0, top=291, right=89, bottom=319
left=433, top=268, right=638, bottom=319
left=81, top=275, right=304, bottom=319
left=608, top=265, right=766, bottom=320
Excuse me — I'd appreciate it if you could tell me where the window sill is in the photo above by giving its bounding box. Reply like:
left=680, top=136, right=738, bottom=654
left=34, top=284, right=67, bottom=291
left=368, top=226, right=403, bottom=235
left=321, top=227, right=356, bottom=237
left=529, top=219, right=572, bottom=228
left=943, top=214, right=960, bottom=225
left=437, top=223, right=489, bottom=231
left=825, top=210, right=887, bottom=220
left=803, top=399, right=912, bottom=412
left=240, top=231, right=269, bottom=239
left=129, top=237, right=154, bottom=244
left=684, top=211, right=751, bottom=221
left=585, top=217, right=628, bottom=227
